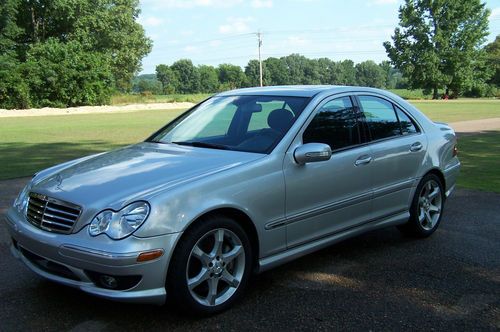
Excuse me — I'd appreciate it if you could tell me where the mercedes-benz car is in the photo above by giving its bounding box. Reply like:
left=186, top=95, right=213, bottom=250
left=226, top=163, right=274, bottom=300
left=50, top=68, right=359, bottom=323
left=6, top=86, right=460, bottom=314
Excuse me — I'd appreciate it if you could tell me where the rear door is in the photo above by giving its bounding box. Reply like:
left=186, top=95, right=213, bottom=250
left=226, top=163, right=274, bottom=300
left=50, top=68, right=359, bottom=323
left=355, top=94, right=426, bottom=220
left=283, top=96, right=373, bottom=248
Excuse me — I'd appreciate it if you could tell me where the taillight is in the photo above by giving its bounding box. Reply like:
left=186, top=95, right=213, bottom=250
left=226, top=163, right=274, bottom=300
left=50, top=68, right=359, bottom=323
left=453, top=142, right=458, bottom=157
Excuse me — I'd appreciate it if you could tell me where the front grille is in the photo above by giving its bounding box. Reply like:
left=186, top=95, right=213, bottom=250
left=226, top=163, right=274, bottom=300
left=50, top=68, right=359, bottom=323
left=26, top=192, right=81, bottom=234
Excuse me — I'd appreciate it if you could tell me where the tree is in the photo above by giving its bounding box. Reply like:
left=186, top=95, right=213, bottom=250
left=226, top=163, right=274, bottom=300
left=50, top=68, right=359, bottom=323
left=218, top=64, right=246, bottom=89
left=156, top=64, right=179, bottom=93
left=263, top=57, right=289, bottom=86
left=198, top=65, right=219, bottom=92
left=24, top=39, right=114, bottom=107
left=170, top=59, right=200, bottom=94
left=332, top=60, right=357, bottom=85
left=384, top=0, right=491, bottom=99
left=355, top=60, right=386, bottom=88
left=0, top=0, right=151, bottom=108
left=245, top=60, right=261, bottom=87
left=485, top=35, right=500, bottom=87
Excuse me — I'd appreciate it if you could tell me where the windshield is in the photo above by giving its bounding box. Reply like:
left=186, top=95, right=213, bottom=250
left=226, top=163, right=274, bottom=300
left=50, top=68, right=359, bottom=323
left=148, top=95, right=310, bottom=154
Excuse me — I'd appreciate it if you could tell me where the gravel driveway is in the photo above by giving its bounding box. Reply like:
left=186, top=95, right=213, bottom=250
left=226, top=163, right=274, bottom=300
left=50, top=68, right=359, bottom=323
left=1, top=178, right=499, bottom=331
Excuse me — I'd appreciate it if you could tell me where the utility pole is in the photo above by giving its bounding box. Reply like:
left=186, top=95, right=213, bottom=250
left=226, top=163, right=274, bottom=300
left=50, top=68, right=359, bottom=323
left=257, top=31, right=263, bottom=87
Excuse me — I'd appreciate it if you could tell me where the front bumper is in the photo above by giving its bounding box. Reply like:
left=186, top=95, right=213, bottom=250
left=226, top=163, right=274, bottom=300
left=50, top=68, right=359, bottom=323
left=5, top=207, right=182, bottom=305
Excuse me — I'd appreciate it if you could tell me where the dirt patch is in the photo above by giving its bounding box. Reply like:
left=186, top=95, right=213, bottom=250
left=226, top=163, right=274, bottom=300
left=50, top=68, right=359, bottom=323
left=450, top=118, right=500, bottom=134
left=0, top=102, right=195, bottom=118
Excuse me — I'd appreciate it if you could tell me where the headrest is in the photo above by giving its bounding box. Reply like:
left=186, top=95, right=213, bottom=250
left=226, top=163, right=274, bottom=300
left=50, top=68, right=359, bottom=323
left=267, top=109, right=294, bottom=133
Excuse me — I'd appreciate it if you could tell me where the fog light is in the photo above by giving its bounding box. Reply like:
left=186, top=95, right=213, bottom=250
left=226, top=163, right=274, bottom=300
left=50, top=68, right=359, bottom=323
left=100, top=275, right=118, bottom=289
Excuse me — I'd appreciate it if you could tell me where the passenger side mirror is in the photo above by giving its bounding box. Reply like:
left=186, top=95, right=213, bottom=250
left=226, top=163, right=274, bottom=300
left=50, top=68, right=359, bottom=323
left=294, top=143, right=332, bottom=164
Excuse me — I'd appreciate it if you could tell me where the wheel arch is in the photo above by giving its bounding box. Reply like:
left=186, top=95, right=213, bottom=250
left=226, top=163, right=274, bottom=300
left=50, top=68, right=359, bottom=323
left=424, top=168, right=446, bottom=192
left=169, top=207, right=260, bottom=276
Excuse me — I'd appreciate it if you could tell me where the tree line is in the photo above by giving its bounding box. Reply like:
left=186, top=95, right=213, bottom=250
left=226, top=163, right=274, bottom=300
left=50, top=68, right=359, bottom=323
left=136, top=56, right=407, bottom=95
left=1, top=0, right=498, bottom=109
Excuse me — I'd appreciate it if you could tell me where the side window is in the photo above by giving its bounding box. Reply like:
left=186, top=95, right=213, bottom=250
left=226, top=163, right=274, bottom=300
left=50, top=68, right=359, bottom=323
left=395, top=107, right=419, bottom=135
left=359, top=96, right=401, bottom=140
left=303, top=97, right=360, bottom=151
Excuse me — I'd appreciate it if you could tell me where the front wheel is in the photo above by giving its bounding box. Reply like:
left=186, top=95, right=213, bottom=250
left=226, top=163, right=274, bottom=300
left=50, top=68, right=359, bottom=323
left=398, top=173, right=445, bottom=237
left=167, top=215, right=252, bottom=315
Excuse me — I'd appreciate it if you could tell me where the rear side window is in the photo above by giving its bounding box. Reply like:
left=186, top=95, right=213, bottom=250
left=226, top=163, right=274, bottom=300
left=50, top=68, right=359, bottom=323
left=358, top=96, right=401, bottom=140
left=395, top=106, right=419, bottom=135
left=303, top=97, right=360, bottom=151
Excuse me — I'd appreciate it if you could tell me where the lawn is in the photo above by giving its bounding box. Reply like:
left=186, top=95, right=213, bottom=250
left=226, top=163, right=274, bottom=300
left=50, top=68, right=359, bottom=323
left=0, top=99, right=499, bottom=193
left=411, top=99, right=500, bottom=123
left=455, top=131, right=500, bottom=193
left=0, top=109, right=186, bottom=180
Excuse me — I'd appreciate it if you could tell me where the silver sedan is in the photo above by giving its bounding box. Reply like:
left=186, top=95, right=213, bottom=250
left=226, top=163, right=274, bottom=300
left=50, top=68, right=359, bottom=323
left=6, top=86, right=460, bottom=314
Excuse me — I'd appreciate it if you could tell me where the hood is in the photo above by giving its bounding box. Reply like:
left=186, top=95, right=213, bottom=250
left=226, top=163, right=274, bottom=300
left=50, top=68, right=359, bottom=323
left=32, top=142, right=263, bottom=210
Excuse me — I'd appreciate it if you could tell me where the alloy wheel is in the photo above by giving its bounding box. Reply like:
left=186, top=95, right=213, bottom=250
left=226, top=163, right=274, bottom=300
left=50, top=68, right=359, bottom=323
left=418, top=179, right=442, bottom=231
left=186, top=228, right=245, bottom=307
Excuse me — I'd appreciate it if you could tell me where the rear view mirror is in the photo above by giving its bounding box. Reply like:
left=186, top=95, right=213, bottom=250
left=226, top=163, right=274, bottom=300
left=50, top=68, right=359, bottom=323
left=294, top=143, right=332, bottom=164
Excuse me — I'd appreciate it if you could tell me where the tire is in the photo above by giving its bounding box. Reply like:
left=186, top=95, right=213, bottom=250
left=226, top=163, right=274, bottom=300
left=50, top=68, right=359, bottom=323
left=167, top=214, right=252, bottom=315
left=398, top=173, right=445, bottom=238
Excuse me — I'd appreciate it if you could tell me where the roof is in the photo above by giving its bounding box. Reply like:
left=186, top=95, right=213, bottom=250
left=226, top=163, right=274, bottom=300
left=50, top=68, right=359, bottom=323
left=216, top=85, right=349, bottom=98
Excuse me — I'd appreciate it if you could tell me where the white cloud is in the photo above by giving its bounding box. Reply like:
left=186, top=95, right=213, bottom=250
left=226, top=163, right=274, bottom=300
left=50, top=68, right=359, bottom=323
left=209, top=40, right=222, bottom=47
left=183, top=45, right=199, bottom=52
left=251, top=0, right=273, bottom=8
left=370, top=0, right=398, bottom=5
left=219, top=17, right=254, bottom=34
left=138, top=16, right=163, bottom=27
left=490, top=7, right=500, bottom=20
left=286, top=35, right=310, bottom=47
left=142, top=0, right=243, bottom=9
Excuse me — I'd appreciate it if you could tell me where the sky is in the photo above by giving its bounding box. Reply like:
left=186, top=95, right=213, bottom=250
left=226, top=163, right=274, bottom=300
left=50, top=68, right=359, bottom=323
left=138, top=0, right=500, bottom=74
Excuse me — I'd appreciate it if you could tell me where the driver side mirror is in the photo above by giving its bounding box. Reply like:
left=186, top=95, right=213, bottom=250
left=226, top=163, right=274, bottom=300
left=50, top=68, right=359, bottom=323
left=294, top=143, right=332, bottom=165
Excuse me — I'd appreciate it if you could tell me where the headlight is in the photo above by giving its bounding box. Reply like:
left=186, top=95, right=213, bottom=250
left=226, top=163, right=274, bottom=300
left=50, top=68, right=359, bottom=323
left=14, top=184, right=30, bottom=215
left=89, top=202, right=150, bottom=240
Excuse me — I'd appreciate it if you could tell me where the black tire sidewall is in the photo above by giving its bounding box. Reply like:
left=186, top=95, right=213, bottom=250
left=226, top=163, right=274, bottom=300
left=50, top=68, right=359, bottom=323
left=167, top=215, right=253, bottom=315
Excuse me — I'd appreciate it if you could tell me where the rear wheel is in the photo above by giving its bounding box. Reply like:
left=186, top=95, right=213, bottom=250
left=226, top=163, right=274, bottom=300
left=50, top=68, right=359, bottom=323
left=167, top=215, right=252, bottom=315
left=398, top=173, right=445, bottom=237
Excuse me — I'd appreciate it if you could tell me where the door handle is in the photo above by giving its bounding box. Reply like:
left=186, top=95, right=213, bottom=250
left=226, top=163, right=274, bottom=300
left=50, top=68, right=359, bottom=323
left=355, top=155, right=372, bottom=166
left=410, top=142, right=423, bottom=152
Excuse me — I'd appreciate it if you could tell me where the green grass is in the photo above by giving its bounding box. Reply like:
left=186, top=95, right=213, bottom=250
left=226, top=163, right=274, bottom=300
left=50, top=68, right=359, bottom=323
left=410, top=99, right=500, bottom=123
left=1, top=99, right=500, bottom=194
left=456, top=131, right=500, bottom=193
left=0, top=108, right=186, bottom=180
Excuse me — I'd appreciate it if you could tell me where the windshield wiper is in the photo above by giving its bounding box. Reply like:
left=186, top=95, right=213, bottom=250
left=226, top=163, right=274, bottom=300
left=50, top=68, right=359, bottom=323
left=171, top=141, right=232, bottom=150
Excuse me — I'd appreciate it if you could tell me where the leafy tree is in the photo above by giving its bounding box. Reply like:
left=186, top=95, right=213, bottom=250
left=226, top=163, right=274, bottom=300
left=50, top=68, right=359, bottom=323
left=384, top=0, right=491, bottom=98
left=281, top=54, right=309, bottom=85
left=355, top=60, right=386, bottom=88
left=0, top=0, right=29, bottom=108
left=485, top=35, right=500, bottom=87
left=198, top=65, right=219, bottom=92
left=245, top=60, right=262, bottom=87
left=263, top=57, right=289, bottom=86
left=156, top=64, right=179, bottom=93
left=0, top=0, right=151, bottom=108
left=132, top=74, right=163, bottom=95
left=24, top=39, right=114, bottom=107
left=333, top=60, right=357, bottom=85
left=315, top=58, right=335, bottom=85
left=170, top=59, right=200, bottom=94
left=218, top=63, right=246, bottom=89
left=14, top=0, right=152, bottom=91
